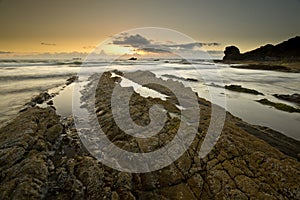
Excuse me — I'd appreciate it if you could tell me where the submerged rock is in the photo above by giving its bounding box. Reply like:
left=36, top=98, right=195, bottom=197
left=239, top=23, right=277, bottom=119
left=273, top=93, right=300, bottom=105
left=256, top=98, right=300, bottom=113
left=225, top=84, right=264, bottom=95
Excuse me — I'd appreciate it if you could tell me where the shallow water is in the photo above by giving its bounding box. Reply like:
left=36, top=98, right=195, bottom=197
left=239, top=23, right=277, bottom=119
left=0, top=59, right=299, bottom=140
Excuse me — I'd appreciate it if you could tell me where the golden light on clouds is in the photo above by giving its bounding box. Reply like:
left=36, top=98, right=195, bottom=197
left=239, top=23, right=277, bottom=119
left=101, top=45, right=133, bottom=56
left=134, top=49, right=147, bottom=56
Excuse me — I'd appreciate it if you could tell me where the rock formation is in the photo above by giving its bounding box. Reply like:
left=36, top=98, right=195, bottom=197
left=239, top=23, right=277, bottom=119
left=223, top=36, right=300, bottom=61
left=273, top=93, right=300, bottom=105
left=223, top=46, right=242, bottom=61
left=0, top=71, right=299, bottom=199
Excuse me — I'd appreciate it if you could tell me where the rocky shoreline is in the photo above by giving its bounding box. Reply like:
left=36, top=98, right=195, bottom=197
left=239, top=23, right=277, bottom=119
left=215, top=59, right=300, bottom=73
left=220, top=36, right=300, bottom=73
left=18, top=75, right=78, bottom=114
left=0, top=71, right=299, bottom=199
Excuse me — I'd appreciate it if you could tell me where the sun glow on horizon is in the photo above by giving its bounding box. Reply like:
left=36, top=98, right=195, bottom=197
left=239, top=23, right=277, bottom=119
left=101, top=44, right=133, bottom=56
left=133, top=49, right=148, bottom=56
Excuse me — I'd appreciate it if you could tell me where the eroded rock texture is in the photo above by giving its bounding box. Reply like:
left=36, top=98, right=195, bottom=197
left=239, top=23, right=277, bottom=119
left=0, top=71, right=299, bottom=199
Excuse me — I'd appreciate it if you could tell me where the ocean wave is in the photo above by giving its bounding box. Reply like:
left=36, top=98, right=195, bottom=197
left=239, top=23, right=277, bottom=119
left=0, top=86, right=51, bottom=95
left=0, top=60, right=115, bottom=68
left=0, top=73, right=76, bottom=81
left=0, top=61, right=82, bottom=67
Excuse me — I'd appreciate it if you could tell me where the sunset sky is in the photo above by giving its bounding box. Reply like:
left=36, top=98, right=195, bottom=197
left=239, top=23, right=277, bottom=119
left=0, top=0, right=299, bottom=58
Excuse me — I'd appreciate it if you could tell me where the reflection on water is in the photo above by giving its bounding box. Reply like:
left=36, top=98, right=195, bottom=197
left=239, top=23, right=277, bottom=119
left=52, top=84, right=75, bottom=117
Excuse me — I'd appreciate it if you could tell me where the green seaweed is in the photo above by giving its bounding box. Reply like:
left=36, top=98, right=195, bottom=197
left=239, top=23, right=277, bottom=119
left=256, top=98, right=300, bottom=113
left=225, top=85, right=264, bottom=95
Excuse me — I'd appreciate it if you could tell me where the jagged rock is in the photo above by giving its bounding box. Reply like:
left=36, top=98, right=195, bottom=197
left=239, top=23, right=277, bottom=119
left=66, top=76, right=77, bottom=85
left=31, top=92, right=51, bottom=104
left=46, top=124, right=63, bottom=143
left=47, top=100, right=54, bottom=105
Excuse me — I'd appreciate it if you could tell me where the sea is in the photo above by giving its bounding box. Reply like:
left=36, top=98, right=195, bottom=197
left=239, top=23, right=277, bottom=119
left=0, top=59, right=299, bottom=140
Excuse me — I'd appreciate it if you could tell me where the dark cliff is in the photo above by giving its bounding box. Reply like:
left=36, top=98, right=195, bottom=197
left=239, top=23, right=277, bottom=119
left=223, top=36, right=300, bottom=61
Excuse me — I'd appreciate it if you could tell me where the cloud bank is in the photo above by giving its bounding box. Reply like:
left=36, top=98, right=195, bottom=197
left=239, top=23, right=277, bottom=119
left=111, top=34, right=220, bottom=58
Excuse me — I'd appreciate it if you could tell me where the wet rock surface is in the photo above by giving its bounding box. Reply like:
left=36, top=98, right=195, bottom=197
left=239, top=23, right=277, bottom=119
left=66, top=75, right=78, bottom=85
left=273, top=93, right=300, bottom=105
left=225, top=85, right=264, bottom=95
left=27, top=92, right=52, bottom=106
left=0, top=71, right=299, bottom=199
left=256, top=98, right=300, bottom=113
left=162, top=74, right=199, bottom=82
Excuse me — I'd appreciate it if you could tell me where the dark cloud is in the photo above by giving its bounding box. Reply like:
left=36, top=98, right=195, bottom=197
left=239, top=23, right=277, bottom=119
left=166, top=43, right=202, bottom=49
left=41, top=42, right=56, bottom=46
left=112, top=34, right=150, bottom=47
left=203, top=42, right=220, bottom=46
left=138, top=47, right=170, bottom=53
left=167, top=42, right=219, bottom=48
left=207, top=50, right=224, bottom=54
left=112, top=34, right=219, bottom=50
left=112, top=34, right=220, bottom=56
left=0, top=51, right=13, bottom=54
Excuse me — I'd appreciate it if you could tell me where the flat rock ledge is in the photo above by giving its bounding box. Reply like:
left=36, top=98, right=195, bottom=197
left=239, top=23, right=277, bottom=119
left=0, top=71, right=299, bottom=200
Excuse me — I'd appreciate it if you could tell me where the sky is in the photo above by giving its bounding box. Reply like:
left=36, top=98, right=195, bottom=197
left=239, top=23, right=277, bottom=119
left=0, top=0, right=299, bottom=58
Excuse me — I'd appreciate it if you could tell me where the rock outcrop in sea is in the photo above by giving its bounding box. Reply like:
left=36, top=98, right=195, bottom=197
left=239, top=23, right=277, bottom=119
left=223, top=46, right=242, bottom=61
left=273, top=93, right=300, bottom=105
left=0, top=71, right=299, bottom=199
